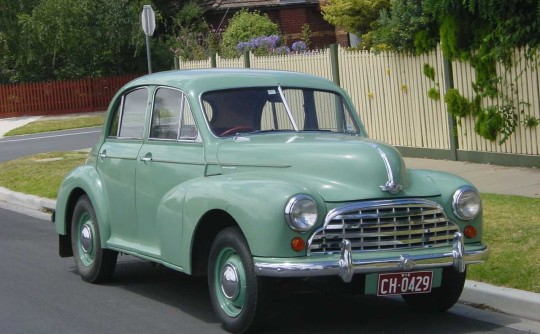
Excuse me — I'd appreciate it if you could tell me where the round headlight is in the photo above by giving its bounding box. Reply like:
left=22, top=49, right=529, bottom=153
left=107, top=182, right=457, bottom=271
left=452, top=186, right=481, bottom=220
left=285, top=195, right=318, bottom=232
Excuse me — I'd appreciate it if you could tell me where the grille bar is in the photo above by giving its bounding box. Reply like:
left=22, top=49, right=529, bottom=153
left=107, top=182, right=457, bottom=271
left=308, top=199, right=459, bottom=255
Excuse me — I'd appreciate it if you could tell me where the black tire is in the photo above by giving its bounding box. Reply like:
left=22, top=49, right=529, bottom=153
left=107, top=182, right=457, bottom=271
left=208, top=227, right=268, bottom=333
left=71, top=195, right=117, bottom=283
left=402, top=267, right=466, bottom=312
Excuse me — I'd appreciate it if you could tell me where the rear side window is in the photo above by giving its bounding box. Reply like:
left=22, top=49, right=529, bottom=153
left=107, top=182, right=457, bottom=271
left=114, top=88, right=148, bottom=139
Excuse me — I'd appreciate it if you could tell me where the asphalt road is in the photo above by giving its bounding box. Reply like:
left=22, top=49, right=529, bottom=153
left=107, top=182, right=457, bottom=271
left=0, top=127, right=100, bottom=163
left=2, top=206, right=539, bottom=334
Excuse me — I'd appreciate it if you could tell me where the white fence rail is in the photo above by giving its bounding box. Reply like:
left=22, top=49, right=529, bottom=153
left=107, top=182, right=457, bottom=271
left=177, top=46, right=540, bottom=162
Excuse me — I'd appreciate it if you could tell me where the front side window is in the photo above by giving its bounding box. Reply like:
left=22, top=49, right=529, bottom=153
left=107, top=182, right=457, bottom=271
left=150, top=87, right=198, bottom=141
left=201, top=87, right=361, bottom=137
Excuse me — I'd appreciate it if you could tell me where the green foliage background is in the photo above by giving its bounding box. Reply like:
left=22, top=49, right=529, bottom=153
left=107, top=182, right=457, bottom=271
left=0, top=0, right=181, bottom=84
left=219, top=10, right=280, bottom=58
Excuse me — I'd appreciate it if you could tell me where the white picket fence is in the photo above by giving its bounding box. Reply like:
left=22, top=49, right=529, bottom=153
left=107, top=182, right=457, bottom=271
left=178, top=46, right=540, bottom=158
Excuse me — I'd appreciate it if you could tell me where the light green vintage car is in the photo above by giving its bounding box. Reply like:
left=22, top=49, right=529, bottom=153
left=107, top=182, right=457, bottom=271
left=54, top=69, right=488, bottom=333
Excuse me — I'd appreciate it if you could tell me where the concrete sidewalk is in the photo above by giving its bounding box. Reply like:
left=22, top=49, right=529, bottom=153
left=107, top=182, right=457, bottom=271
left=1, top=115, right=540, bottom=322
left=405, top=157, right=540, bottom=198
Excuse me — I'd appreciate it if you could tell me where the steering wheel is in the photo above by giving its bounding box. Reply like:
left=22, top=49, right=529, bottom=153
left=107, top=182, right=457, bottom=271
left=220, top=126, right=255, bottom=137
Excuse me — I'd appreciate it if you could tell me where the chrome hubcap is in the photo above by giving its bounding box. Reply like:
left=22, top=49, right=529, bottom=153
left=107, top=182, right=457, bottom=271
left=80, top=224, right=93, bottom=254
left=220, top=264, right=240, bottom=300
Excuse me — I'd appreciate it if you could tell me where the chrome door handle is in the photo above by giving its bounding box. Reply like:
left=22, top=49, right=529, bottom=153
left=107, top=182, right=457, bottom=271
left=98, top=151, right=106, bottom=159
left=140, top=156, right=152, bottom=162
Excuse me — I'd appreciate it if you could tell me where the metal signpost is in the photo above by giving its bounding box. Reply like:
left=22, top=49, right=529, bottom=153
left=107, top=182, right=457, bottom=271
left=141, top=5, right=156, bottom=74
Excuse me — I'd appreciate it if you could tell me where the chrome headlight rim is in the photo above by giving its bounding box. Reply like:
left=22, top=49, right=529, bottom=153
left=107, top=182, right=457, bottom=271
left=284, top=194, right=318, bottom=232
left=452, top=185, right=481, bottom=221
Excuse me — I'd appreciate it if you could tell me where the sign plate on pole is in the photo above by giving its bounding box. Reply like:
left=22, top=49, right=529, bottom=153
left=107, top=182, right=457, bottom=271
left=141, top=5, right=156, bottom=37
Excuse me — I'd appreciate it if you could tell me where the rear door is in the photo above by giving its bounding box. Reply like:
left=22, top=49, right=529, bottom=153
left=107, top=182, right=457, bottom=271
left=97, top=87, right=148, bottom=250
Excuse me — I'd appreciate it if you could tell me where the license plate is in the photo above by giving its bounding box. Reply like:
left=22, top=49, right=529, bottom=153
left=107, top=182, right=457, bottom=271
left=377, top=271, right=433, bottom=296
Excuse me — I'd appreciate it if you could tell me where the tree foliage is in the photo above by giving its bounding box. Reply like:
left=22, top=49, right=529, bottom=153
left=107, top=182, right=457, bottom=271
left=1, top=0, right=182, bottom=83
left=219, top=10, right=280, bottom=58
left=370, top=0, right=435, bottom=53
left=360, top=0, right=540, bottom=144
left=321, top=0, right=390, bottom=36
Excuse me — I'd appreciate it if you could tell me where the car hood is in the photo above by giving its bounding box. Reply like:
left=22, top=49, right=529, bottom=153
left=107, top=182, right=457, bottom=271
left=215, top=133, right=441, bottom=201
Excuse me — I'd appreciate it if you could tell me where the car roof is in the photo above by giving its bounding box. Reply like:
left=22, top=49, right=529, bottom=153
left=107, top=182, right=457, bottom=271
left=123, top=68, right=340, bottom=94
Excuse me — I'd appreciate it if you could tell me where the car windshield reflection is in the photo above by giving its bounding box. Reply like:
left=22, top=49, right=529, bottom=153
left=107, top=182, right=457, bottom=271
left=201, top=86, right=361, bottom=137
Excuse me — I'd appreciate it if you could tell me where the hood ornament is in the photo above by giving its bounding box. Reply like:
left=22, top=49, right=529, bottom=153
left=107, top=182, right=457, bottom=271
left=380, top=181, right=403, bottom=195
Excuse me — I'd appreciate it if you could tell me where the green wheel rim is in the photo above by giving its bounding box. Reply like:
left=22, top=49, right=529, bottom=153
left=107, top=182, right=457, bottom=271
left=76, top=211, right=96, bottom=267
left=214, top=247, right=247, bottom=317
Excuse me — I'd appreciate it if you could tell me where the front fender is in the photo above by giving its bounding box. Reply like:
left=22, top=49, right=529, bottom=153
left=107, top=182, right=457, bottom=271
left=160, top=173, right=327, bottom=270
left=412, top=169, right=483, bottom=243
left=55, top=165, right=111, bottom=247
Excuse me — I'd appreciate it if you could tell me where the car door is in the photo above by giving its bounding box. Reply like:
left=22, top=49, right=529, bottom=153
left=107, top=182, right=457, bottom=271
left=135, top=87, right=205, bottom=259
left=96, top=87, right=148, bottom=251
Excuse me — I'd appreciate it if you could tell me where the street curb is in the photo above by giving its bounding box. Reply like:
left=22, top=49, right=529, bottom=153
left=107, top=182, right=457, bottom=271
left=0, top=186, right=539, bottom=322
left=0, top=186, right=56, bottom=213
left=460, top=281, right=540, bottom=322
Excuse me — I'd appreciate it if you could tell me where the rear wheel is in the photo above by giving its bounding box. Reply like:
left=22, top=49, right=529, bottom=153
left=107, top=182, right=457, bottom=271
left=402, top=267, right=466, bottom=311
left=208, top=227, right=268, bottom=333
left=71, top=195, right=117, bottom=283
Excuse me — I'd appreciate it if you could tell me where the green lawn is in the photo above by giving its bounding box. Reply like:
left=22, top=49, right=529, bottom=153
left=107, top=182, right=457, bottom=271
left=4, top=114, right=105, bottom=136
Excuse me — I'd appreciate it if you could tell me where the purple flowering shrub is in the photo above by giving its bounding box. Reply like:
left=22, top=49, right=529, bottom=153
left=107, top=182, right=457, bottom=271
left=291, top=41, right=307, bottom=52
left=236, top=36, right=311, bottom=56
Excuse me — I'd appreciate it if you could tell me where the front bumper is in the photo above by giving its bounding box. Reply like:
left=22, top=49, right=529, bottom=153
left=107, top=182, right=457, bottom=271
left=254, top=232, right=489, bottom=282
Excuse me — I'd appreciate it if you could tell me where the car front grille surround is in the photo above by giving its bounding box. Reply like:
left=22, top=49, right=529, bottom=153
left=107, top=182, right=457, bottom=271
left=307, top=199, right=459, bottom=255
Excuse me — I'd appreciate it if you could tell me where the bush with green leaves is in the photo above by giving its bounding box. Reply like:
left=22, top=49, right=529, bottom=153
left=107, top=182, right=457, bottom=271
left=444, top=89, right=470, bottom=118
left=220, top=10, right=280, bottom=58
left=475, top=107, right=502, bottom=141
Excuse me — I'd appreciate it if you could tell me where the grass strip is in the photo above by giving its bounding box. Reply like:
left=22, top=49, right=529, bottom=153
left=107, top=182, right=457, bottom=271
left=4, top=114, right=105, bottom=136
left=0, top=152, right=538, bottom=293
left=468, top=193, right=540, bottom=293
left=0, top=151, right=87, bottom=199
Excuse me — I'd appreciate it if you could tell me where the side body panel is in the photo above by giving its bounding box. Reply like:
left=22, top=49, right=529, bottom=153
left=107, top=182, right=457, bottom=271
left=156, top=174, right=327, bottom=273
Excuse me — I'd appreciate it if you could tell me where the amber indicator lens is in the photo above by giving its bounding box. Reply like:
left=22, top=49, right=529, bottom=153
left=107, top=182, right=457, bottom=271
left=464, top=225, right=477, bottom=239
left=291, top=237, right=305, bottom=252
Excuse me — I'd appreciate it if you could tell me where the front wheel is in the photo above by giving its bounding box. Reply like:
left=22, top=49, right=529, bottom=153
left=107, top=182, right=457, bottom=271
left=402, top=267, right=466, bottom=312
left=208, top=227, right=268, bottom=333
left=71, top=195, right=117, bottom=283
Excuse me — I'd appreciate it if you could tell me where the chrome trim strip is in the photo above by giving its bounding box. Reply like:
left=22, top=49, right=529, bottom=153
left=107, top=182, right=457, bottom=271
left=278, top=85, right=299, bottom=131
left=255, top=234, right=488, bottom=281
left=219, top=162, right=291, bottom=168
left=365, top=141, right=402, bottom=194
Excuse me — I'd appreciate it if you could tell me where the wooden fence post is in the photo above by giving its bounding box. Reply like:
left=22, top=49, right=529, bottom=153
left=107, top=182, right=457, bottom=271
left=243, top=50, right=251, bottom=68
left=329, top=44, right=341, bottom=86
left=442, top=55, right=458, bottom=161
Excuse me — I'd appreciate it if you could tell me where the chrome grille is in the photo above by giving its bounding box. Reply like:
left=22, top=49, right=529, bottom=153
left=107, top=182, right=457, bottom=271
left=308, top=199, right=459, bottom=255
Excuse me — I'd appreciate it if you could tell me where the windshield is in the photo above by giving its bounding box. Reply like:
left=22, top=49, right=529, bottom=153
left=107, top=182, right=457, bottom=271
left=201, top=87, right=362, bottom=137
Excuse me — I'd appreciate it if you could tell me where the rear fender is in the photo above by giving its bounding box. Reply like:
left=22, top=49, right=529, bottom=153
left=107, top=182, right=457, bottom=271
left=55, top=165, right=111, bottom=247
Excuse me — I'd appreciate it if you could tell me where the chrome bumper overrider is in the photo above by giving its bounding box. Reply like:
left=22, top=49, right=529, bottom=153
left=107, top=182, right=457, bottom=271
left=254, top=232, right=489, bottom=282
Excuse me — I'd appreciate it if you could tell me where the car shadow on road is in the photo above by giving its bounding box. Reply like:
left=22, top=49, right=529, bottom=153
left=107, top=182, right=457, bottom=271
left=99, top=257, right=509, bottom=334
